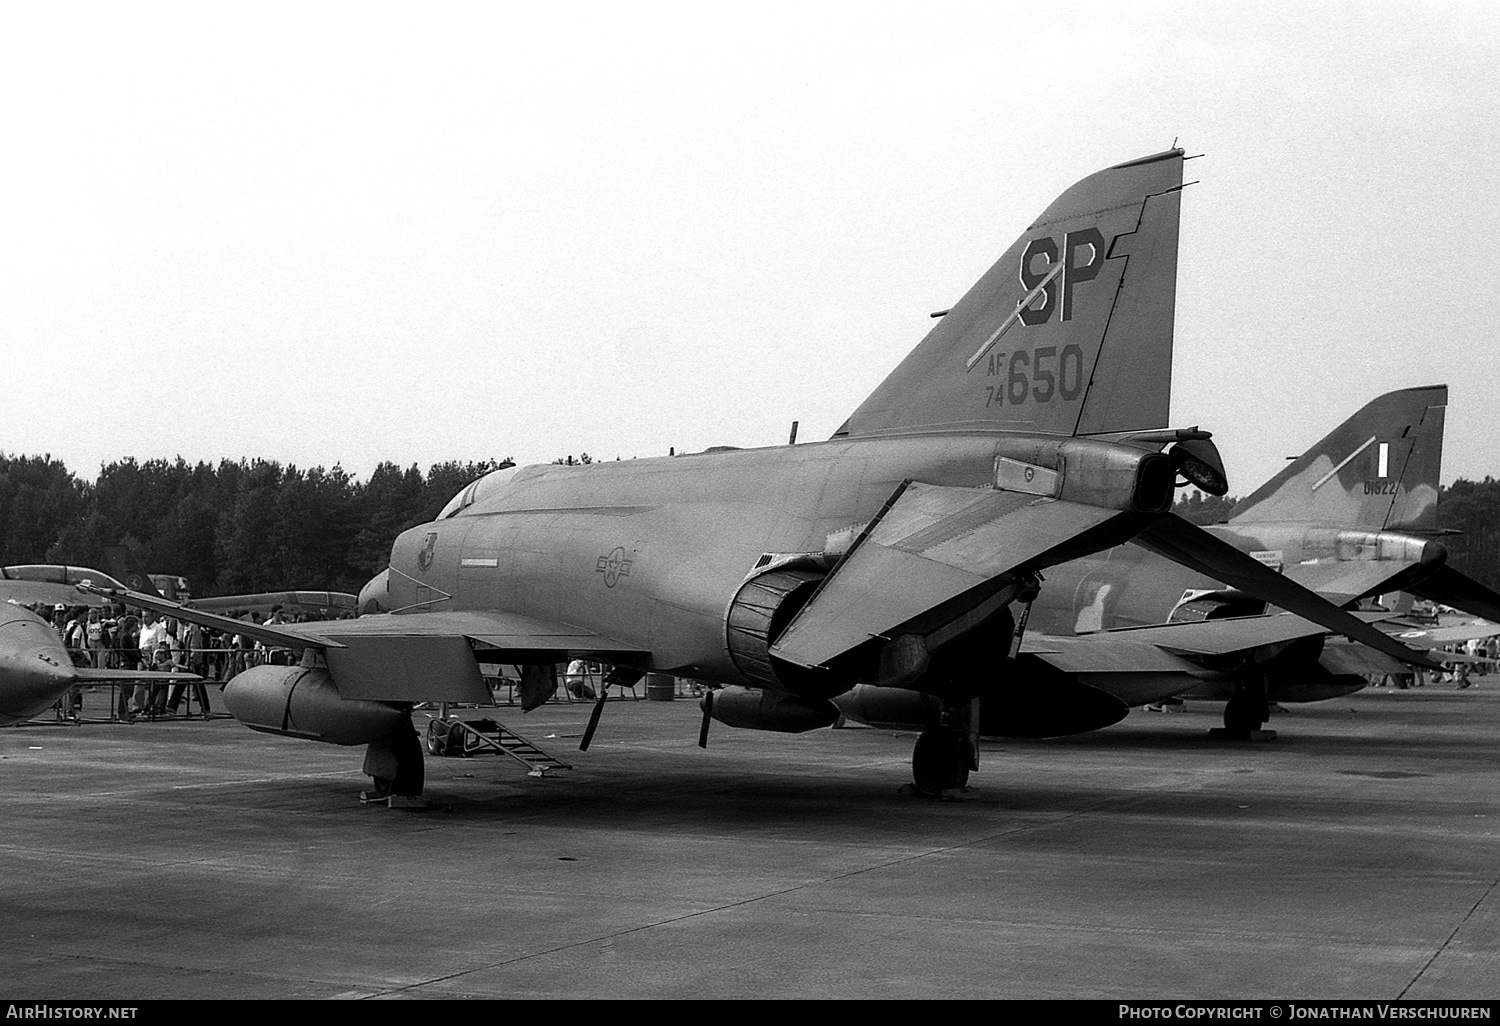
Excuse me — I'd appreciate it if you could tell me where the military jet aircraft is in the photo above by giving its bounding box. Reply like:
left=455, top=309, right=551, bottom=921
left=0, top=566, right=198, bottom=726
left=83, top=148, right=1435, bottom=798
left=836, top=384, right=1499, bottom=738
left=100, top=545, right=356, bottom=617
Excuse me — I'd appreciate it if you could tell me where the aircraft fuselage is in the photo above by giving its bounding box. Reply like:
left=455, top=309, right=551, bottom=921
left=385, top=433, right=1050, bottom=684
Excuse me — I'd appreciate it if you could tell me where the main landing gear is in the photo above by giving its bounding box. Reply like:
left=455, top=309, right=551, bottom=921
left=361, top=711, right=427, bottom=806
left=911, top=697, right=980, bottom=795
left=1210, top=672, right=1276, bottom=741
left=907, top=576, right=1038, bottom=795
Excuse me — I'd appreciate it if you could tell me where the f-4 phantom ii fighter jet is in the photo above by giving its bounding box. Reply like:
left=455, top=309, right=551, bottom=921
left=85, top=148, right=1434, bottom=798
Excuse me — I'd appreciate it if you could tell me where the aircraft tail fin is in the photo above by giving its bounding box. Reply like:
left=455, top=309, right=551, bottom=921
left=101, top=545, right=167, bottom=599
left=1228, top=385, right=1448, bottom=531
left=834, top=149, right=1185, bottom=440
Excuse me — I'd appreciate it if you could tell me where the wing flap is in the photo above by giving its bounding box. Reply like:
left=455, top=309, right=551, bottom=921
left=316, top=613, right=649, bottom=703
left=325, top=635, right=490, bottom=703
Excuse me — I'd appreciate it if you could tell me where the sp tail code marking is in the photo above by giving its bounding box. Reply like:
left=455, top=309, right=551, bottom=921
left=1018, top=228, right=1106, bottom=325
left=965, top=229, right=1111, bottom=373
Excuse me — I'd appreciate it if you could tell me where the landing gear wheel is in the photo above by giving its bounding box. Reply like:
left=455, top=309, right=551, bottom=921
left=912, top=727, right=970, bottom=794
left=1223, top=694, right=1267, bottom=734
left=362, top=712, right=426, bottom=801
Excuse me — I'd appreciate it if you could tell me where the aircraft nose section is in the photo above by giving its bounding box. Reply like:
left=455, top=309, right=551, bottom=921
left=0, top=647, right=77, bottom=724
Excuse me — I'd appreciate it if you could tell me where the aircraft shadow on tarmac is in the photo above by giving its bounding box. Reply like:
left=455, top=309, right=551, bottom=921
left=215, top=723, right=1475, bottom=836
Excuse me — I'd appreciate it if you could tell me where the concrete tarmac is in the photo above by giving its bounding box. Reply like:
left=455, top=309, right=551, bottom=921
left=2, top=682, right=1498, bottom=1000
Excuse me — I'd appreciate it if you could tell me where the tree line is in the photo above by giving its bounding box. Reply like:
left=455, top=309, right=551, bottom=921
left=3, top=452, right=1499, bottom=599
left=0, top=454, right=510, bottom=595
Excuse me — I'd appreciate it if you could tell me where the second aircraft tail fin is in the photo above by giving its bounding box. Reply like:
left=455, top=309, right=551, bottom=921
left=1228, top=385, right=1448, bottom=532
left=101, top=545, right=168, bottom=599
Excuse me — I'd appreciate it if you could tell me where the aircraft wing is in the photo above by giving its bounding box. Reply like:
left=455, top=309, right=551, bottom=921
left=1022, top=633, right=1207, bottom=671
left=1084, top=611, right=1369, bottom=657
left=303, top=609, right=649, bottom=658
left=79, top=582, right=647, bottom=704
left=1007, top=632, right=1211, bottom=716
left=1281, top=559, right=1425, bottom=607
left=770, top=482, right=1144, bottom=669
left=770, top=486, right=1439, bottom=672
left=0, top=581, right=112, bottom=608
left=1407, top=565, right=1500, bottom=622
left=1384, top=619, right=1500, bottom=649
left=78, top=584, right=344, bottom=648
left=82, top=582, right=647, bottom=657
left=187, top=590, right=359, bottom=616
left=1127, top=516, right=1439, bottom=669
left=1020, top=614, right=1408, bottom=711
left=1021, top=613, right=1359, bottom=689
left=1316, top=637, right=1407, bottom=677
left=73, top=667, right=202, bottom=683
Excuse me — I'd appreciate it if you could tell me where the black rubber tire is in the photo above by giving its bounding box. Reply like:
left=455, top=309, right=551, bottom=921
left=912, top=728, right=970, bottom=793
left=1223, top=695, right=1266, bottom=733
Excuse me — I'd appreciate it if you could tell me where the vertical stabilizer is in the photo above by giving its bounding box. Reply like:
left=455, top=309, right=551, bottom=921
left=836, top=149, right=1185, bottom=440
left=101, top=545, right=167, bottom=599
left=1228, top=385, right=1447, bottom=531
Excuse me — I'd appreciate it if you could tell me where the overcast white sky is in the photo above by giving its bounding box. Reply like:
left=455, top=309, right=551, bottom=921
left=3, top=1, right=1498, bottom=498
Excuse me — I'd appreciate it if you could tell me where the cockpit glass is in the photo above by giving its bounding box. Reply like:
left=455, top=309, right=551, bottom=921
left=437, top=465, right=521, bottom=519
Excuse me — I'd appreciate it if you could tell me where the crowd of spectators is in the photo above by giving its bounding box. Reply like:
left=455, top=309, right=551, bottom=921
left=32, top=602, right=343, bottom=723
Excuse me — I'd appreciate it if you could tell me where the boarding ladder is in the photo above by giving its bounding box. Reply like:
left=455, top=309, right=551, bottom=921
left=426, top=717, right=572, bottom=777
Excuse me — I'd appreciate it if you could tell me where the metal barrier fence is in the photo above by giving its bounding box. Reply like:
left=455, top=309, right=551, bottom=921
left=63, top=645, right=271, bottom=679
